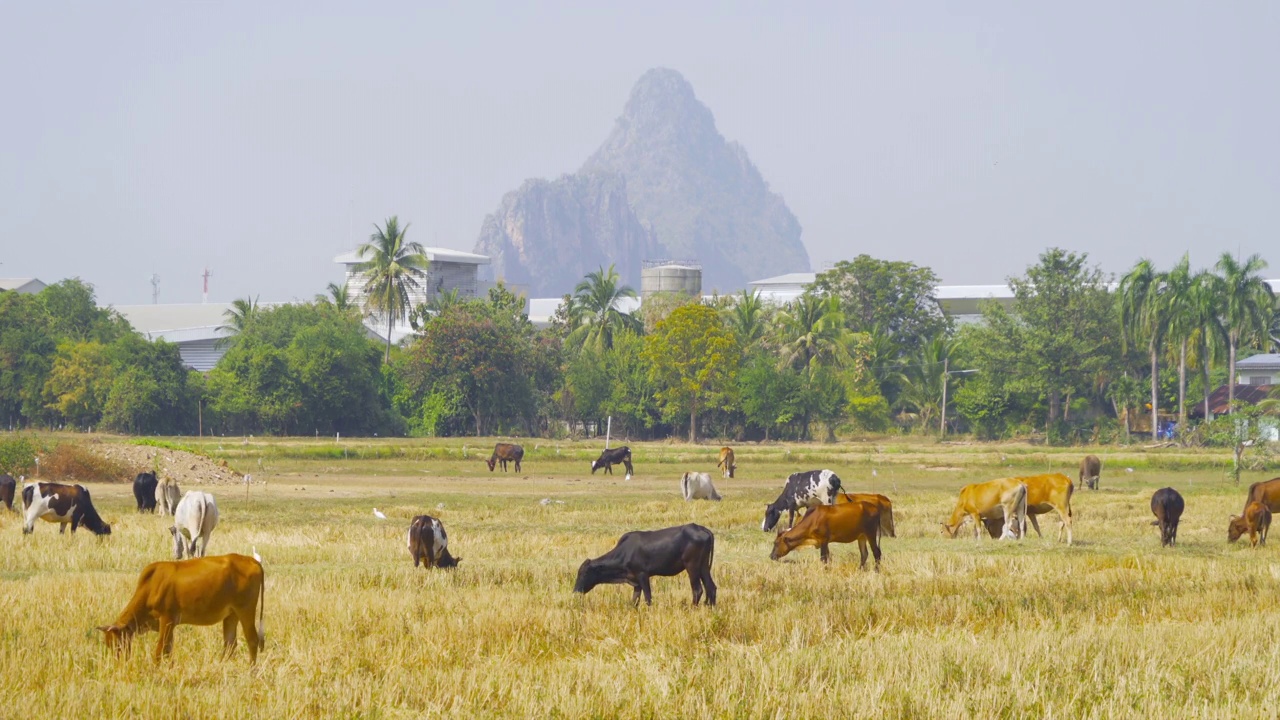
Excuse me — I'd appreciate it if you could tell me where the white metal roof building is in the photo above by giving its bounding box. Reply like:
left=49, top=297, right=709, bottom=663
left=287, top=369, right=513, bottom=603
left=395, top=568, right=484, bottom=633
left=334, top=247, right=491, bottom=313
left=115, top=303, right=240, bottom=372
left=0, top=278, right=47, bottom=294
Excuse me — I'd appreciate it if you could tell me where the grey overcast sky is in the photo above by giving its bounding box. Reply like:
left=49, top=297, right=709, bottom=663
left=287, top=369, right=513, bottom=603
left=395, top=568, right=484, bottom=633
left=2, top=2, right=1277, bottom=305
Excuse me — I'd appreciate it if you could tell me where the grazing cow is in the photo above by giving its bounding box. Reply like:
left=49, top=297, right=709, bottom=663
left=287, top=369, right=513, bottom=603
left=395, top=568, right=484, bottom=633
left=591, top=446, right=634, bottom=479
left=717, top=447, right=736, bottom=479
left=1017, top=473, right=1076, bottom=544
left=170, top=491, right=219, bottom=559
left=680, top=472, right=721, bottom=501
left=98, top=554, right=264, bottom=664
left=1241, top=477, right=1280, bottom=513
left=0, top=474, right=15, bottom=512
left=941, top=478, right=1028, bottom=540
left=574, top=524, right=716, bottom=606
left=835, top=492, right=896, bottom=538
left=1150, top=487, right=1185, bottom=547
left=761, top=469, right=843, bottom=531
left=407, top=515, right=460, bottom=568
left=771, top=499, right=883, bottom=570
left=486, top=443, right=524, bottom=473
left=133, top=472, right=159, bottom=513
left=1080, top=455, right=1101, bottom=490
left=22, top=482, right=112, bottom=535
left=1229, top=501, right=1273, bottom=548
left=158, top=478, right=181, bottom=517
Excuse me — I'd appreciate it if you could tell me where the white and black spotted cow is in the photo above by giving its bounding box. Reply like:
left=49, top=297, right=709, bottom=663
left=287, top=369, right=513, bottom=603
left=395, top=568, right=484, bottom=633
left=22, top=481, right=112, bottom=535
left=761, top=469, right=842, bottom=531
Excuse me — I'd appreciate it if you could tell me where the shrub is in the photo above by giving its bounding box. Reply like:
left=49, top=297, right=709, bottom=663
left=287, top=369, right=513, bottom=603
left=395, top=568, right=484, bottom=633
left=0, top=435, right=41, bottom=476
left=40, top=444, right=132, bottom=483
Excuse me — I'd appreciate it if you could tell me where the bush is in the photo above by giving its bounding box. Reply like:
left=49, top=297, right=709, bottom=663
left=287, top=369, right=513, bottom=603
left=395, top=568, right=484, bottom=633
left=0, top=435, right=41, bottom=475
left=40, top=444, right=132, bottom=483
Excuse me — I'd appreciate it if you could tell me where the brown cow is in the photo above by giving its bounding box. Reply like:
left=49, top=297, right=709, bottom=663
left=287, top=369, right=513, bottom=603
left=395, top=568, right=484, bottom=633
left=407, top=515, right=460, bottom=568
left=771, top=500, right=883, bottom=569
left=0, top=474, right=15, bottom=512
left=98, top=554, right=265, bottom=664
left=1242, top=477, right=1280, bottom=514
left=940, top=478, right=1028, bottom=540
left=835, top=492, right=896, bottom=537
left=1079, top=455, right=1101, bottom=490
left=1011, top=473, right=1075, bottom=544
left=717, top=447, right=736, bottom=479
left=1229, top=501, right=1272, bottom=548
left=486, top=443, right=524, bottom=473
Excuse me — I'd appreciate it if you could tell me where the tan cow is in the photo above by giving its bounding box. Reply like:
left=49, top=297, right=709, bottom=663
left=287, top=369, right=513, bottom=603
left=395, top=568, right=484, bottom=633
left=941, top=478, right=1028, bottom=540
left=1229, top=501, right=1272, bottom=547
left=717, top=447, right=736, bottom=479
left=772, top=500, right=883, bottom=569
left=1018, top=473, right=1076, bottom=544
left=98, top=554, right=264, bottom=663
left=835, top=492, right=895, bottom=538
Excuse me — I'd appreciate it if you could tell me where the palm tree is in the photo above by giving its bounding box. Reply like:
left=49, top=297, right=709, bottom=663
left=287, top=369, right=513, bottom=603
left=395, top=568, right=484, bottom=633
left=1187, top=271, right=1225, bottom=422
left=895, top=335, right=953, bottom=432
left=315, top=282, right=353, bottom=312
left=356, top=216, right=429, bottom=363
left=1160, top=255, right=1197, bottom=432
left=216, top=296, right=259, bottom=349
left=725, top=289, right=765, bottom=348
left=1119, top=259, right=1167, bottom=437
left=775, top=294, right=851, bottom=378
left=566, top=265, right=640, bottom=351
left=1215, top=252, right=1274, bottom=413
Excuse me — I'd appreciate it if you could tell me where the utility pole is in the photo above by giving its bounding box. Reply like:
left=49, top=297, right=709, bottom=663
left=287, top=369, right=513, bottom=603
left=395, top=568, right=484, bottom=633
left=940, top=357, right=949, bottom=436
left=151, top=274, right=161, bottom=304
left=202, top=268, right=212, bottom=303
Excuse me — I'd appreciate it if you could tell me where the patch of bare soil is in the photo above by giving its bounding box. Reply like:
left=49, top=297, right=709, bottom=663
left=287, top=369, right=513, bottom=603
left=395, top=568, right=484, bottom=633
left=90, top=443, right=261, bottom=486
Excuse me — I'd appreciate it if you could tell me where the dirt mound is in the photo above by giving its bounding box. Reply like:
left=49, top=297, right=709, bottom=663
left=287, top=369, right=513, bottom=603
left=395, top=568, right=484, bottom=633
left=91, top=443, right=262, bottom=486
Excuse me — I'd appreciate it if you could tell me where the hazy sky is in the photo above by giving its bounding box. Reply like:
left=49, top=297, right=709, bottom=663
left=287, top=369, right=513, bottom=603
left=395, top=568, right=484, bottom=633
left=2, top=2, right=1278, bottom=305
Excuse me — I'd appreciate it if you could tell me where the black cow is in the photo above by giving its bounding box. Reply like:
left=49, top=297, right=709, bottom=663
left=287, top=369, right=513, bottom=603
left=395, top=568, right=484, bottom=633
left=574, top=524, right=716, bottom=606
left=1150, top=487, right=1184, bottom=547
left=133, top=472, right=158, bottom=513
left=590, top=446, right=634, bottom=478
left=22, top=481, right=112, bottom=535
left=0, top=474, right=15, bottom=512
left=761, top=469, right=843, bottom=531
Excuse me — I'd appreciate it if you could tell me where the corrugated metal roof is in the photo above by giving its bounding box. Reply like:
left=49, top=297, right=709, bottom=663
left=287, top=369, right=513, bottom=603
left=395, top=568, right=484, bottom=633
left=0, top=278, right=46, bottom=293
left=1237, top=354, right=1280, bottom=369
left=334, top=247, right=490, bottom=265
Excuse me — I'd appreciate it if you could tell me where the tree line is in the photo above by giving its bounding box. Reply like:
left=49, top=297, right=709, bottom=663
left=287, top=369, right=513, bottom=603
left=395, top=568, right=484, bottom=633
left=2, top=218, right=1276, bottom=444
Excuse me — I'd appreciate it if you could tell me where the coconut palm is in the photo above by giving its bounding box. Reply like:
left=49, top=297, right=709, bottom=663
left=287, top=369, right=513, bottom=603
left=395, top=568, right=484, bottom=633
left=1160, top=255, right=1197, bottom=431
left=566, top=265, right=641, bottom=351
left=895, top=335, right=953, bottom=432
left=315, top=282, right=353, bottom=312
left=216, top=296, right=259, bottom=349
left=1215, top=252, right=1274, bottom=413
left=1119, top=259, right=1168, bottom=436
left=775, top=294, right=851, bottom=378
left=1184, top=271, right=1226, bottom=421
left=356, top=216, right=429, bottom=363
left=725, top=289, right=766, bottom=348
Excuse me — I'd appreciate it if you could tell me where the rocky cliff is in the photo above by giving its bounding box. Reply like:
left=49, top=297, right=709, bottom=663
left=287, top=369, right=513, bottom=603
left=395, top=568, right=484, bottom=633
left=475, top=68, right=809, bottom=295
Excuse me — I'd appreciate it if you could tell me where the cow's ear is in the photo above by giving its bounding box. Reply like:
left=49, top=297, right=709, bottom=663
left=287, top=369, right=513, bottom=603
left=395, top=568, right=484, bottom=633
left=96, top=625, right=115, bottom=634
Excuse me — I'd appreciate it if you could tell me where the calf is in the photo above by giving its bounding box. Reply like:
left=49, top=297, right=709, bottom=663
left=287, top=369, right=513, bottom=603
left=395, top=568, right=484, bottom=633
left=835, top=492, right=896, bottom=538
left=680, top=472, right=721, bottom=501
left=158, top=478, right=181, bottom=516
left=1150, top=487, right=1184, bottom=547
left=98, top=554, right=264, bottom=664
left=940, top=478, right=1028, bottom=540
left=1079, top=455, right=1101, bottom=490
left=486, top=443, right=524, bottom=473
left=574, top=524, right=716, bottom=606
left=22, top=481, right=112, bottom=535
left=771, top=499, right=883, bottom=570
left=717, top=447, right=736, bottom=479
left=407, top=515, right=460, bottom=568
left=590, top=446, right=634, bottom=479
left=761, top=470, right=842, bottom=531
left=0, top=474, right=15, bottom=512
left=170, top=491, right=219, bottom=559
left=1229, top=501, right=1272, bottom=548
left=133, top=472, right=159, bottom=513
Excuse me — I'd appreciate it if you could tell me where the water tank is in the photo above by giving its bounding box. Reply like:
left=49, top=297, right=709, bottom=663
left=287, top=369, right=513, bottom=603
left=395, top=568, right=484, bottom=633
left=641, top=260, right=702, bottom=299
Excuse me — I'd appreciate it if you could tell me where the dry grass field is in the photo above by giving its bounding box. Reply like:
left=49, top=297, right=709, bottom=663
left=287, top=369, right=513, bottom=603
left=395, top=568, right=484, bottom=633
left=2, top=436, right=1279, bottom=718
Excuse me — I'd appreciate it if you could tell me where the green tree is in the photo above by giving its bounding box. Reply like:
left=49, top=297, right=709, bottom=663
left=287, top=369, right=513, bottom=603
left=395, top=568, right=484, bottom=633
left=42, top=341, right=114, bottom=428
left=357, top=216, right=429, bottom=363
left=1215, top=252, right=1274, bottom=413
left=810, top=255, right=949, bottom=354
left=315, top=282, right=353, bottom=312
left=775, top=294, right=851, bottom=378
left=39, top=279, right=130, bottom=343
left=217, top=296, right=259, bottom=348
left=737, top=352, right=802, bottom=440
left=1118, top=259, right=1168, bottom=436
left=600, top=330, right=660, bottom=437
left=1159, top=256, right=1197, bottom=431
left=643, top=304, right=739, bottom=442
left=567, top=265, right=641, bottom=351
left=895, top=335, right=954, bottom=432
left=725, top=289, right=766, bottom=349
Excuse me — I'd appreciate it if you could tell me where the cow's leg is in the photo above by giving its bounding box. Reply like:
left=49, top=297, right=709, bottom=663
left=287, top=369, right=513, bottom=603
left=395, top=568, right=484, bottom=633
left=1028, top=515, right=1043, bottom=538
left=515, top=459, right=521, bottom=473
left=637, top=574, right=653, bottom=606
left=239, top=612, right=261, bottom=664
left=870, top=534, right=882, bottom=571
left=688, top=568, right=703, bottom=606
left=1059, top=506, right=1073, bottom=545
left=629, top=581, right=642, bottom=606
left=701, top=563, right=717, bottom=606
left=155, top=617, right=176, bottom=663
left=60, top=522, right=68, bottom=534
left=222, top=616, right=239, bottom=658
left=858, top=538, right=868, bottom=569
left=819, top=541, right=831, bottom=564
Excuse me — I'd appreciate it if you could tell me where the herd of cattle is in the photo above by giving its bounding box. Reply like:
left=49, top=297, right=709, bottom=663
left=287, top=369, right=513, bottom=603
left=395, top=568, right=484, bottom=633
left=1, top=445, right=1279, bottom=665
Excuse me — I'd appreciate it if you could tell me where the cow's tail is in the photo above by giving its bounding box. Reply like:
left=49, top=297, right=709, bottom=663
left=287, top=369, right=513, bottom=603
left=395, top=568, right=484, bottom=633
left=258, top=572, right=266, bottom=649
left=1016, top=486, right=1029, bottom=538
left=882, top=506, right=896, bottom=538
left=680, top=474, right=689, bottom=501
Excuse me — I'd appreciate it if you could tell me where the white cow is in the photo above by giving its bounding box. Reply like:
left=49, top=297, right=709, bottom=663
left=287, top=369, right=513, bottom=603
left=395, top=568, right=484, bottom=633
left=158, top=479, right=181, bottom=517
left=680, top=472, right=722, bottom=501
left=170, top=491, right=219, bottom=559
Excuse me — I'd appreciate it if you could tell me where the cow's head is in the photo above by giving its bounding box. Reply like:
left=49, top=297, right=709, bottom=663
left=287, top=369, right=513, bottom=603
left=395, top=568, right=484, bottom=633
left=97, top=624, right=135, bottom=656
left=939, top=522, right=961, bottom=539
left=573, top=559, right=598, bottom=594
left=590, top=460, right=600, bottom=474
left=485, top=458, right=496, bottom=472
left=1228, top=516, right=1249, bottom=543
left=438, top=548, right=462, bottom=568
left=761, top=505, right=782, bottom=532
left=769, top=527, right=795, bottom=560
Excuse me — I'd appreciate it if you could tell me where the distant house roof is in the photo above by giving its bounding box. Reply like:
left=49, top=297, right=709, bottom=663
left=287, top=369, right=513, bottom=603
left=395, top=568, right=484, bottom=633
left=1237, top=354, right=1280, bottom=370
left=115, top=303, right=240, bottom=343
left=0, top=278, right=46, bottom=294
left=749, top=272, right=817, bottom=288
left=333, top=248, right=490, bottom=265
left=1190, top=384, right=1276, bottom=418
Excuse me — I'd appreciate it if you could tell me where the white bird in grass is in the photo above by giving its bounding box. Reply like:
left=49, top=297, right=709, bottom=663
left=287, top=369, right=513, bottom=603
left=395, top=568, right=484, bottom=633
left=373, top=508, right=387, bottom=520
left=252, top=547, right=262, bottom=563
left=871, top=468, right=878, bottom=477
